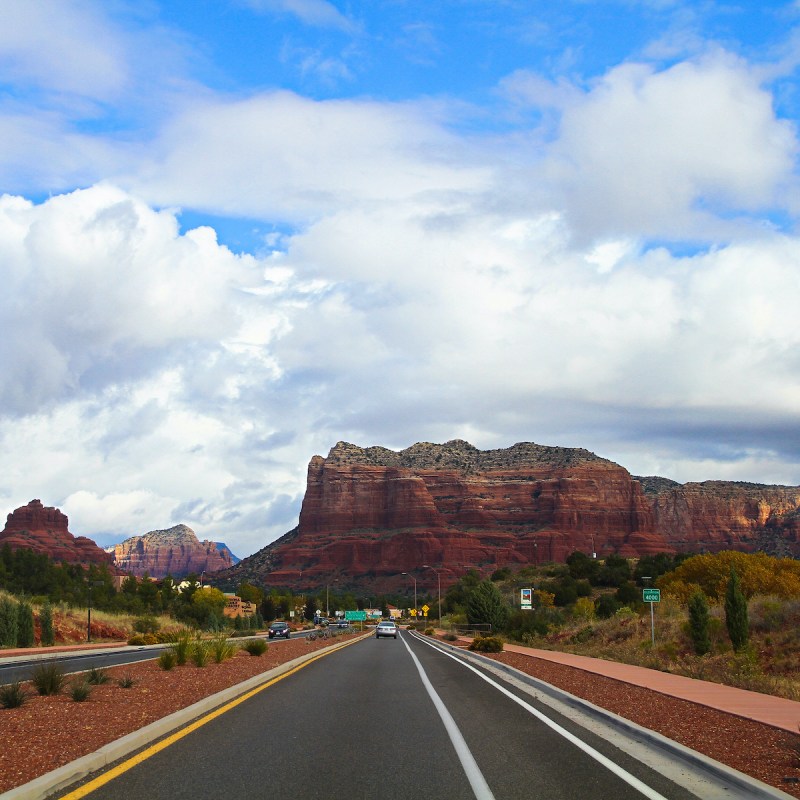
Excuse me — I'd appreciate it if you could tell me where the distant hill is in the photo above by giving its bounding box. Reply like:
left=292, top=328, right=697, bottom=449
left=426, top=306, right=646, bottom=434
left=106, top=524, right=234, bottom=578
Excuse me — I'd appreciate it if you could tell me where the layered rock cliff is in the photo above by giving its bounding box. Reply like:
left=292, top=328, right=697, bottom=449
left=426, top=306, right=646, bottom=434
left=0, top=499, right=114, bottom=567
left=214, top=439, right=800, bottom=593
left=107, top=524, right=235, bottom=578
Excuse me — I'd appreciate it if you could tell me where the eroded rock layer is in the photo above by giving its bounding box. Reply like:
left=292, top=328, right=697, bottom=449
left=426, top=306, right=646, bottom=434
left=215, top=439, right=800, bottom=593
left=108, top=524, right=234, bottom=578
left=0, top=499, right=113, bottom=567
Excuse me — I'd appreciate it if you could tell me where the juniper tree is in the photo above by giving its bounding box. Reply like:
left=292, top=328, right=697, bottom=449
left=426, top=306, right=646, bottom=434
left=39, top=602, right=55, bottom=647
left=687, top=591, right=710, bottom=656
left=16, top=601, right=34, bottom=648
left=724, top=567, right=749, bottom=652
left=0, top=596, right=18, bottom=647
left=466, top=579, right=510, bottom=632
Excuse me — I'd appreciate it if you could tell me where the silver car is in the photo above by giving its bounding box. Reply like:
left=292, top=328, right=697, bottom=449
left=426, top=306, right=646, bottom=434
left=375, top=621, right=398, bottom=639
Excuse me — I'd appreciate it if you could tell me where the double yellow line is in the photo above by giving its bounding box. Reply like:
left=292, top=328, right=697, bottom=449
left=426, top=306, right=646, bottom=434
left=61, top=636, right=364, bottom=799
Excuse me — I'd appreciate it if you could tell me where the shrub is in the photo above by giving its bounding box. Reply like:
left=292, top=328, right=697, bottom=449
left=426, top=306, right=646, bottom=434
left=31, top=661, right=66, bottom=695
left=443, top=633, right=458, bottom=641
left=39, top=602, right=55, bottom=647
left=424, top=627, right=435, bottom=636
left=570, top=626, right=594, bottom=644
left=209, top=635, right=237, bottom=663
left=595, top=594, right=622, bottom=619
left=87, top=667, right=110, bottom=685
left=171, top=632, right=192, bottom=665
left=158, top=649, right=177, bottom=670
left=133, top=616, right=161, bottom=634
left=0, top=681, right=30, bottom=709
left=118, top=674, right=135, bottom=688
left=16, top=601, right=34, bottom=648
left=241, top=639, right=268, bottom=656
left=468, top=636, right=504, bottom=653
left=69, top=680, right=93, bottom=702
left=190, top=640, right=210, bottom=667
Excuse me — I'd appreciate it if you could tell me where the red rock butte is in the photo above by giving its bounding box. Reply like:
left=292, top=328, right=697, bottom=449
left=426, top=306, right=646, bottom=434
left=0, top=499, right=113, bottom=567
left=214, top=439, right=800, bottom=594
left=107, top=524, right=234, bottom=579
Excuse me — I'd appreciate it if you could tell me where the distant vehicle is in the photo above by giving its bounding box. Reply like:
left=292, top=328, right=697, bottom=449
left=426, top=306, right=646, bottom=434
left=336, top=619, right=350, bottom=629
left=268, top=621, right=291, bottom=639
left=375, top=621, right=398, bottom=639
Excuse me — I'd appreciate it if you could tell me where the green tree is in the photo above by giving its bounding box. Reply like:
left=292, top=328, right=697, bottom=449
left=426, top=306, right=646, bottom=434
left=687, top=591, right=710, bottom=656
left=0, top=595, right=18, bottom=647
left=260, top=596, right=276, bottom=621
left=725, top=567, right=749, bottom=652
left=238, top=582, right=264, bottom=605
left=466, top=580, right=510, bottom=631
left=16, top=601, right=35, bottom=648
left=594, top=594, right=622, bottom=618
left=566, top=551, right=600, bottom=582
left=444, top=569, right=481, bottom=615
left=39, top=602, right=55, bottom=647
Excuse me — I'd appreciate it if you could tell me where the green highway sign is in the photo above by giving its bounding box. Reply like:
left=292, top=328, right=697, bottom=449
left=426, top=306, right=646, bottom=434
left=643, top=588, right=661, bottom=603
left=345, top=610, right=367, bottom=621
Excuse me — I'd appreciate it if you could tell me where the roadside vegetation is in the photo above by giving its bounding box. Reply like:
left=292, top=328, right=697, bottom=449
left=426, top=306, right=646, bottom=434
left=441, top=550, right=800, bottom=701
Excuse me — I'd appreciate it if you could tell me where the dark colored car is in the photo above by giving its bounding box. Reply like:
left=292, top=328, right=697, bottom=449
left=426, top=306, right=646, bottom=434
left=336, top=619, right=350, bottom=629
left=268, top=621, right=291, bottom=639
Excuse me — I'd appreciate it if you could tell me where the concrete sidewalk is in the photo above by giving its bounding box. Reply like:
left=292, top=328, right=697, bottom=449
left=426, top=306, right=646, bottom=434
left=500, top=643, right=800, bottom=734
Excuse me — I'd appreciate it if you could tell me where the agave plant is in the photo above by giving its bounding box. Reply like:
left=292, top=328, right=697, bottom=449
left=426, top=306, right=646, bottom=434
left=0, top=681, right=31, bottom=709
left=31, top=662, right=66, bottom=696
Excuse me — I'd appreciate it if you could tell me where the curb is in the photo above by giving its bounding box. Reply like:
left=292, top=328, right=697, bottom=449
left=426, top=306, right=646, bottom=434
left=3, top=633, right=371, bottom=800
left=418, top=635, right=794, bottom=800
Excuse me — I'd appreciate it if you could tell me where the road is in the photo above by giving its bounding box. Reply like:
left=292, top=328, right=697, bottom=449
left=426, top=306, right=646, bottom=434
left=51, top=631, right=745, bottom=800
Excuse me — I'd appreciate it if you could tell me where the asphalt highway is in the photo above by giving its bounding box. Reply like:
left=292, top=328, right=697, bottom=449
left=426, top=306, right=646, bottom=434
left=53, top=631, right=708, bottom=800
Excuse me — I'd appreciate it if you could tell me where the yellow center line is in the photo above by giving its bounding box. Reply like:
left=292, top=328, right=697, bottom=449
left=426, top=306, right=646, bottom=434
left=60, top=636, right=366, bottom=799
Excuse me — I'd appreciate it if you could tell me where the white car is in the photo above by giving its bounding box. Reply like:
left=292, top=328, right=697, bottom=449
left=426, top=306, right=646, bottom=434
left=375, top=621, right=398, bottom=639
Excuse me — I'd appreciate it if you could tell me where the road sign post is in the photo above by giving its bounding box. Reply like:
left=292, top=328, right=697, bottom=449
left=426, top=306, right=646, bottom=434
left=642, top=588, right=660, bottom=644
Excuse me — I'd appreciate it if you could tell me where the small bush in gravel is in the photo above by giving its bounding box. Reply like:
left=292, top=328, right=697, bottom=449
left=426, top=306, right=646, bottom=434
left=87, top=667, right=110, bottom=685
left=31, top=662, right=66, bottom=695
left=443, top=633, right=458, bottom=641
left=172, top=632, right=192, bottom=665
left=424, top=627, right=435, bottom=636
left=118, top=674, right=135, bottom=688
left=241, top=639, right=268, bottom=656
left=69, top=680, right=93, bottom=702
left=209, top=635, right=237, bottom=663
left=190, top=640, right=210, bottom=667
left=468, top=636, right=504, bottom=653
left=0, top=681, right=30, bottom=709
left=158, top=649, right=177, bottom=670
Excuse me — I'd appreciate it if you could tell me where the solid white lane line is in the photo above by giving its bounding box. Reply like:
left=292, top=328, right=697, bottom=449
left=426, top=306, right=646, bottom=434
left=401, top=635, right=496, bottom=800
left=414, top=636, right=670, bottom=800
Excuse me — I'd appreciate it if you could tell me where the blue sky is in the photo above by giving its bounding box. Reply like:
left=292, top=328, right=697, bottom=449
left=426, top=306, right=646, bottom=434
left=1, top=0, right=800, bottom=557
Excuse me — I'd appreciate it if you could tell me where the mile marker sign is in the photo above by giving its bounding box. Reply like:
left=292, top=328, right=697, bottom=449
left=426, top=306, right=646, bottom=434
left=643, top=588, right=661, bottom=603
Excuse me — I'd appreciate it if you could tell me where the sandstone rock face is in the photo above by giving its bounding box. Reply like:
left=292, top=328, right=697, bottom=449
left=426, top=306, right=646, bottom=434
left=213, top=440, right=671, bottom=593
left=0, top=499, right=114, bottom=567
left=108, top=524, right=235, bottom=578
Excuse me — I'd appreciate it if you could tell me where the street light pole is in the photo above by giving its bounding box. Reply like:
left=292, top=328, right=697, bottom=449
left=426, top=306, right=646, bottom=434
left=401, top=572, right=417, bottom=618
left=423, top=565, right=442, bottom=625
